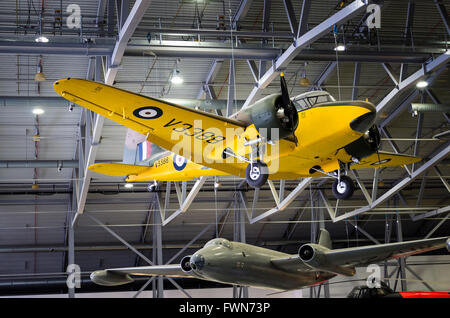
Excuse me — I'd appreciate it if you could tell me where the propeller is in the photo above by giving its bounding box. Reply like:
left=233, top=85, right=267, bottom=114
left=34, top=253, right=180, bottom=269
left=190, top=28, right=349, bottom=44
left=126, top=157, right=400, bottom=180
left=280, top=73, right=299, bottom=144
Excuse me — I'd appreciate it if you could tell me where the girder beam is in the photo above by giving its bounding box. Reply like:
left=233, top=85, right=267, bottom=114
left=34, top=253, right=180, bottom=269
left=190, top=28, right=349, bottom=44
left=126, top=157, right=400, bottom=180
left=243, top=0, right=368, bottom=107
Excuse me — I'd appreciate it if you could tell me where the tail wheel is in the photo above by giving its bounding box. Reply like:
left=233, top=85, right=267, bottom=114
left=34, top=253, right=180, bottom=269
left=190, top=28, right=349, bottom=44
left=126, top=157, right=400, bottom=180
left=245, top=161, right=269, bottom=188
left=147, top=183, right=157, bottom=192
left=332, top=175, right=355, bottom=200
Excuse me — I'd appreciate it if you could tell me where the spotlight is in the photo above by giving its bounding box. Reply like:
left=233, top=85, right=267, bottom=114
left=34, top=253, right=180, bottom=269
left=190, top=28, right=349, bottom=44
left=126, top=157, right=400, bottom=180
left=124, top=183, right=134, bottom=188
left=171, top=69, right=183, bottom=84
left=35, top=36, right=49, bottom=43
left=334, top=44, right=346, bottom=51
left=416, top=80, right=428, bottom=88
left=214, top=180, right=221, bottom=189
left=32, top=108, right=44, bottom=115
left=68, top=103, right=74, bottom=112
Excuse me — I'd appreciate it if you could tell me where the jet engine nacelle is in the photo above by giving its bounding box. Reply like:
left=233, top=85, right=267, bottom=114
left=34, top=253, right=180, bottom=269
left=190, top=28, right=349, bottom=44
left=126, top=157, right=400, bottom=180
left=298, top=244, right=356, bottom=277
left=344, top=125, right=381, bottom=160
left=180, top=255, right=193, bottom=273
left=232, top=94, right=299, bottom=142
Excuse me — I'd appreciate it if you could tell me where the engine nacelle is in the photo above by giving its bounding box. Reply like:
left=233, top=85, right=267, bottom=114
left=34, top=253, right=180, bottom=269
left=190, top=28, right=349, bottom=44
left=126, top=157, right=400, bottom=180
left=298, top=244, right=356, bottom=277
left=232, top=94, right=299, bottom=141
left=180, top=255, right=193, bottom=273
left=344, top=125, right=381, bottom=160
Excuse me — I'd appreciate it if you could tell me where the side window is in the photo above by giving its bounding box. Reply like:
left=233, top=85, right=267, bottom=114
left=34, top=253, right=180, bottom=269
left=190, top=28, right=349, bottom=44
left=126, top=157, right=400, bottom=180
left=293, top=98, right=309, bottom=110
left=317, top=95, right=329, bottom=104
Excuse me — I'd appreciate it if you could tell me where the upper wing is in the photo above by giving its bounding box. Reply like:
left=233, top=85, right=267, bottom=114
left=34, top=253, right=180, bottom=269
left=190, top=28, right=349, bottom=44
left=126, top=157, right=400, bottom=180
left=350, top=151, right=421, bottom=169
left=53, top=78, right=249, bottom=176
left=271, top=237, right=449, bottom=273
left=90, top=264, right=195, bottom=286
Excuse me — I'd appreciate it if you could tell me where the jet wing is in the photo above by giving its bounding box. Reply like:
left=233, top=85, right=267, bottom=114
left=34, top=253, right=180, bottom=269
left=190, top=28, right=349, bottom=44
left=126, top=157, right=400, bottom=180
left=90, top=264, right=195, bottom=286
left=53, top=78, right=249, bottom=176
left=350, top=151, right=421, bottom=169
left=271, top=237, right=449, bottom=274
left=322, top=236, right=448, bottom=267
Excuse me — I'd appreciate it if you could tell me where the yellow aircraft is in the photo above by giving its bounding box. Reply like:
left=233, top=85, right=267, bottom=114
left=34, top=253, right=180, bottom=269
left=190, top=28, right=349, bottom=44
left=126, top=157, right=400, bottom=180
left=53, top=74, right=420, bottom=200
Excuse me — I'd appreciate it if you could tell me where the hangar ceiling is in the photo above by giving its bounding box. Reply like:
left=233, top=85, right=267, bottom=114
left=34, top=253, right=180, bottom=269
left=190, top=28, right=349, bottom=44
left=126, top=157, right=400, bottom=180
left=0, top=0, right=449, bottom=296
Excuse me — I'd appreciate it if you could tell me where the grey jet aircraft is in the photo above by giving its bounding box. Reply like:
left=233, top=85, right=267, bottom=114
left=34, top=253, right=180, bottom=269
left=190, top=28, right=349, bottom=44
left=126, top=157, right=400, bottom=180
left=91, top=229, right=449, bottom=291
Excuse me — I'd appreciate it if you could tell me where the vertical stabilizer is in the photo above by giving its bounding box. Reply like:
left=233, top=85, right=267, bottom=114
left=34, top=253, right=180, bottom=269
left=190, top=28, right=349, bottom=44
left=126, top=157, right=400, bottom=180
left=123, top=128, right=167, bottom=165
left=123, top=129, right=147, bottom=165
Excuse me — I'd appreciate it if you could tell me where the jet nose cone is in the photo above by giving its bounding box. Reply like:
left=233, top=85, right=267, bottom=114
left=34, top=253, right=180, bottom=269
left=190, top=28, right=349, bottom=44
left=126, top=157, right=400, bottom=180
left=190, top=254, right=205, bottom=271
left=350, top=107, right=376, bottom=133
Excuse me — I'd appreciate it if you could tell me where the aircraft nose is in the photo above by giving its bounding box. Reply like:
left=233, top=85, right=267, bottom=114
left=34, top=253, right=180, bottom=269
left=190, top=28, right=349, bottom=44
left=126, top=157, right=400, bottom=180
left=190, top=254, right=205, bottom=271
left=349, top=106, right=376, bottom=133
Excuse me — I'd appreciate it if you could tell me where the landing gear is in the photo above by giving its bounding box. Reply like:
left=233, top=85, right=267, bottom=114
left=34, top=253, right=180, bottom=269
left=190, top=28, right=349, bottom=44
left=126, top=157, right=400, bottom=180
left=245, top=161, right=269, bottom=188
left=332, top=175, right=355, bottom=200
left=147, top=181, right=158, bottom=192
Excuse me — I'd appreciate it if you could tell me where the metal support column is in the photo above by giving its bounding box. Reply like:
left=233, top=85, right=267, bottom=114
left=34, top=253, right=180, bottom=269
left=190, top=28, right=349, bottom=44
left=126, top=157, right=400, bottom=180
left=233, top=194, right=248, bottom=298
left=396, top=206, right=407, bottom=291
left=67, top=187, right=76, bottom=298
left=153, top=204, right=164, bottom=298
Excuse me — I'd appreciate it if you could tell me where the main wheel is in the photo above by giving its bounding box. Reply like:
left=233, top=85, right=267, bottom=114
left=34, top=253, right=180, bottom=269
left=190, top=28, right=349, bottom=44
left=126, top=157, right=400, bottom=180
left=332, top=175, right=355, bottom=200
left=245, top=161, right=269, bottom=188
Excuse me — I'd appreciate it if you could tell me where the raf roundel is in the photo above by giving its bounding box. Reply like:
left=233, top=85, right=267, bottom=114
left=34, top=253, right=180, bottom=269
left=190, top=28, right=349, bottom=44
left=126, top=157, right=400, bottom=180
left=173, top=154, right=187, bottom=171
left=133, top=106, right=163, bottom=119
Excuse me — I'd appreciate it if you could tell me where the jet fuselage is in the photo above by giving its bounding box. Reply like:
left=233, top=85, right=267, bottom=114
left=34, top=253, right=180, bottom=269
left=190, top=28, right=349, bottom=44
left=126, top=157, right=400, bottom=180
left=188, top=239, right=336, bottom=291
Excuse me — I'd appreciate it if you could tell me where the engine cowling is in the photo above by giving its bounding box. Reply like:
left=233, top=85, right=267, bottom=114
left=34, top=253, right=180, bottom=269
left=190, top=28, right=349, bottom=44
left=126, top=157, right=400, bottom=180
left=344, top=125, right=381, bottom=160
left=298, top=244, right=356, bottom=276
left=180, top=255, right=193, bottom=273
left=232, top=94, right=299, bottom=141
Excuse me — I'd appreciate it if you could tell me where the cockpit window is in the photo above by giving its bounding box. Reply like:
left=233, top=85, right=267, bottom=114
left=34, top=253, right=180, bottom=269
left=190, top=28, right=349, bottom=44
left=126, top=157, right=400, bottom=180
left=292, top=91, right=336, bottom=111
left=204, top=238, right=231, bottom=248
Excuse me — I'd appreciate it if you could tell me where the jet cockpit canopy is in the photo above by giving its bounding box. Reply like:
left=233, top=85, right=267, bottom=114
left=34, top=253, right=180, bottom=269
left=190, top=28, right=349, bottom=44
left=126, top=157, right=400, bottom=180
left=204, top=238, right=232, bottom=249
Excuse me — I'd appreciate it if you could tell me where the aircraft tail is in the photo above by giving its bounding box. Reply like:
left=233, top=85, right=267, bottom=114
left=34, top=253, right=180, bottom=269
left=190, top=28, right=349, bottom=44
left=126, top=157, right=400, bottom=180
left=123, top=128, right=166, bottom=165
left=318, top=229, right=332, bottom=249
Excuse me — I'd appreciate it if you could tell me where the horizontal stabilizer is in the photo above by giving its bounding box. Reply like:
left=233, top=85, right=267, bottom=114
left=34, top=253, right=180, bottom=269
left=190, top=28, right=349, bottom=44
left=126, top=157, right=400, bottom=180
left=89, top=163, right=148, bottom=177
left=350, top=151, right=420, bottom=169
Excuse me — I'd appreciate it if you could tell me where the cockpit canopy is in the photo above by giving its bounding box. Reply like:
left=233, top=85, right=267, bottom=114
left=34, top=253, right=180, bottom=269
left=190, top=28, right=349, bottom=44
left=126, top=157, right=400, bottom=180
left=292, top=91, right=336, bottom=111
left=204, top=238, right=231, bottom=249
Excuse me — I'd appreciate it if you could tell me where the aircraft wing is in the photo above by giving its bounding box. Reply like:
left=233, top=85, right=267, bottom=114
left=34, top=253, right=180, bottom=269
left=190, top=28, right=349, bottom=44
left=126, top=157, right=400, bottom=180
left=350, top=151, right=421, bottom=169
left=321, top=236, right=449, bottom=267
left=271, top=237, right=449, bottom=274
left=53, top=78, right=249, bottom=176
left=90, top=265, right=196, bottom=286
left=89, top=163, right=149, bottom=176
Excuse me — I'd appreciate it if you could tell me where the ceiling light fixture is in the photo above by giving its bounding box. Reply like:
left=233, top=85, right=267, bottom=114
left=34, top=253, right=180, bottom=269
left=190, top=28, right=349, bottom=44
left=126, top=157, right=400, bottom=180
left=32, top=108, right=44, bottom=115
left=171, top=69, right=183, bottom=84
left=34, top=57, right=46, bottom=81
left=334, top=43, right=346, bottom=51
left=124, top=183, right=134, bottom=188
left=35, top=36, right=49, bottom=43
left=416, top=80, right=429, bottom=88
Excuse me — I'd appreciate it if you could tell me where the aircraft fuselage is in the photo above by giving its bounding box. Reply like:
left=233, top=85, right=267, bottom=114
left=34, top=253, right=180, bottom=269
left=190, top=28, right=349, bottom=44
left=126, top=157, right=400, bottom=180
left=188, top=239, right=336, bottom=291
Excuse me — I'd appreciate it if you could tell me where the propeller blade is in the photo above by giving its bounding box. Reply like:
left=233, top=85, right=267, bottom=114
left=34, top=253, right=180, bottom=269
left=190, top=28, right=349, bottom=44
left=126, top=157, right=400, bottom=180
left=280, top=72, right=290, bottom=106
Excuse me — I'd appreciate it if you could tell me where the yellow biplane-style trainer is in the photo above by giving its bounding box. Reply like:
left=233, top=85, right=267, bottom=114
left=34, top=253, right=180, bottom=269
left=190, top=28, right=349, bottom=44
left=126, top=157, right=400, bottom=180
left=53, top=74, right=420, bottom=200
